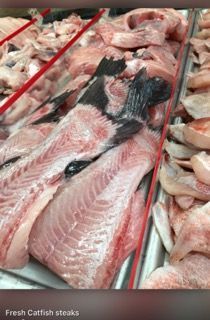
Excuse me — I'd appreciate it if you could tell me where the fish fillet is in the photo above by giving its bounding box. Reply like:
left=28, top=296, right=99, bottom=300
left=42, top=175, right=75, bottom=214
left=0, top=59, right=170, bottom=269
left=182, top=93, right=210, bottom=119
left=152, top=202, right=174, bottom=253
left=0, top=123, right=55, bottom=167
left=142, top=254, right=210, bottom=289
left=29, top=127, right=159, bottom=289
left=170, top=202, right=210, bottom=263
left=159, top=156, right=210, bottom=201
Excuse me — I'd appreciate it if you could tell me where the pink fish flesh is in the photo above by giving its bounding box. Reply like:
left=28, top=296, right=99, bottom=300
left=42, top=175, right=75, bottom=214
left=29, top=127, right=159, bottom=289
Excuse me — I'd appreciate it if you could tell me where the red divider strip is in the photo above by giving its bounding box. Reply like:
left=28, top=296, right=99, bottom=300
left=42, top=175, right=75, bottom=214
left=0, top=8, right=51, bottom=47
left=0, top=9, right=106, bottom=115
left=128, top=13, right=191, bottom=289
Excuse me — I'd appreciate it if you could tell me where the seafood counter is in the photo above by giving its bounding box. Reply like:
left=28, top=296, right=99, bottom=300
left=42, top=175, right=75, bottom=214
left=136, top=9, right=210, bottom=289
left=0, top=8, right=189, bottom=289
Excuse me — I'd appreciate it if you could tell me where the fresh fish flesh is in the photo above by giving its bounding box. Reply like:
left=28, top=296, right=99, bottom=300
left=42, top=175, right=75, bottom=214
left=0, top=58, right=170, bottom=269
left=0, top=128, right=8, bottom=143
left=122, top=58, right=175, bottom=83
left=159, top=156, right=210, bottom=201
left=67, top=46, right=123, bottom=79
left=0, top=123, right=55, bottom=168
left=187, top=69, right=210, bottom=90
left=164, top=139, right=198, bottom=159
left=170, top=202, right=210, bottom=263
left=174, top=195, right=195, bottom=210
left=95, top=8, right=187, bottom=49
left=148, top=103, right=166, bottom=128
left=29, top=127, right=159, bottom=289
left=183, top=117, right=210, bottom=149
left=141, top=254, right=210, bottom=289
left=191, top=152, right=210, bottom=186
left=0, top=66, right=27, bottom=94
left=152, top=202, right=174, bottom=253
left=182, top=93, right=210, bottom=119
left=195, top=29, right=210, bottom=40
left=168, top=197, right=202, bottom=237
left=168, top=123, right=186, bottom=144
left=173, top=159, right=192, bottom=170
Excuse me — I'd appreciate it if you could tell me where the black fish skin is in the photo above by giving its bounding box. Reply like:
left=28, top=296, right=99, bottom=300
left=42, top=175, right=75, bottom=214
left=147, top=77, right=171, bottom=107
left=65, top=160, right=92, bottom=178
left=0, top=156, right=21, bottom=171
left=78, top=57, right=127, bottom=109
left=78, top=57, right=127, bottom=103
left=79, top=67, right=171, bottom=149
left=78, top=77, right=108, bottom=110
left=94, top=57, right=126, bottom=78
left=31, top=58, right=127, bottom=125
left=31, top=90, right=73, bottom=115
left=30, top=91, right=74, bottom=125
left=31, top=112, right=60, bottom=125
left=5, top=61, right=16, bottom=68
left=8, top=44, right=20, bottom=52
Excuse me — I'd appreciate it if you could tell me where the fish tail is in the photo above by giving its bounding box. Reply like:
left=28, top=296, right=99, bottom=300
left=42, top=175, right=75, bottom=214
left=78, top=77, right=108, bottom=112
left=117, top=67, right=150, bottom=121
left=32, top=90, right=74, bottom=115
left=93, top=57, right=126, bottom=77
left=110, top=68, right=170, bottom=145
left=31, top=112, right=60, bottom=125
left=118, top=68, right=171, bottom=119
left=50, top=90, right=74, bottom=110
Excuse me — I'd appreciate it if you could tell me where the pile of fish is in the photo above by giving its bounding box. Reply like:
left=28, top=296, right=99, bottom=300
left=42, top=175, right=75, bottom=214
left=0, top=14, right=86, bottom=131
left=142, top=10, right=210, bottom=289
left=0, top=9, right=187, bottom=289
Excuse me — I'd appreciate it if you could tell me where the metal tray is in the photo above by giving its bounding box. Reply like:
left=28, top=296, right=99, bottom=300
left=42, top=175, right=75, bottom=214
left=132, top=9, right=203, bottom=288
left=0, top=8, right=192, bottom=290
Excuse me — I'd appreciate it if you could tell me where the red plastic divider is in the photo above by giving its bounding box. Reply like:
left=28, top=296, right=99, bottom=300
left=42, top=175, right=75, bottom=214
left=0, top=8, right=51, bottom=47
left=128, top=13, right=192, bottom=289
left=0, top=9, right=106, bottom=115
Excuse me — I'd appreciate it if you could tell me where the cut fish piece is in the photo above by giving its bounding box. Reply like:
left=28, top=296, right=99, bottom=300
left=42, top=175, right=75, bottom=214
left=198, top=51, right=210, bottom=65
left=191, top=151, right=210, bottom=185
left=0, top=60, right=169, bottom=269
left=123, top=8, right=187, bottom=41
left=95, top=21, right=166, bottom=49
left=0, top=65, right=27, bottom=94
left=122, top=58, right=175, bottom=83
left=152, top=202, right=174, bottom=253
left=173, top=103, right=192, bottom=120
left=142, top=254, right=210, bottom=289
left=183, top=117, right=210, bottom=149
left=182, top=93, right=210, bottom=119
left=168, top=197, right=201, bottom=237
left=159, top=156, right=210, bottom=201
left=0, top=17, right=39, bottom=49
left=168, top=123, right=186, bottom=144
left=200, top=61, right=210, bottom=70
left=148, top=103, right=166, bottom=128
left=29, top=127, right=159, bottom=289
left=0, top=128, right=8, bottom=143
left=174, top=195, right=194, bottom=210
left=1, top=93, right=39, bottom=125
left=190, top=38, right=209, bottom=54
left=0, top=123, right=55, bottom=168
left=164, top=139, right=198, bottom=159
left=173, top=159, right=192, bottom=170
left=170, top=202, right=210, bottom=263
left=195, top=29, right=210, bottom=40
left=187, top=70, right=210, bottom=90
left=67, top=46, right=123, bottom=79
